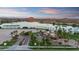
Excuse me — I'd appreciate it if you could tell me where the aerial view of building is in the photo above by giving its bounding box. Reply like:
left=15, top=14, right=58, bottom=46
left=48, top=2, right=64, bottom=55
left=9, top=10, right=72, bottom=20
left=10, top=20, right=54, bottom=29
left=0, top=7, right=79, bottom=50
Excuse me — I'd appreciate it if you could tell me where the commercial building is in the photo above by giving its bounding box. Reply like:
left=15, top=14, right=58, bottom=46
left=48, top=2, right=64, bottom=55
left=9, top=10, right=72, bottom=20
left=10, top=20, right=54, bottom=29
left=0, top=21, right=79, bottom=33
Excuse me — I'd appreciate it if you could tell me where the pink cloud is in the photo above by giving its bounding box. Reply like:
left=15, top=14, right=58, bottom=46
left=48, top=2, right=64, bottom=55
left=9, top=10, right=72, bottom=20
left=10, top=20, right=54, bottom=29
left=39, top=8, right=60, bottom=14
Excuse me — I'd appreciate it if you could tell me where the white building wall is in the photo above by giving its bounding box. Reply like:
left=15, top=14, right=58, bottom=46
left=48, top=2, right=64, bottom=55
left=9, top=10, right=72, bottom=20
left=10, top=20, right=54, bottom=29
left=0, top=21, right=79, bottom=33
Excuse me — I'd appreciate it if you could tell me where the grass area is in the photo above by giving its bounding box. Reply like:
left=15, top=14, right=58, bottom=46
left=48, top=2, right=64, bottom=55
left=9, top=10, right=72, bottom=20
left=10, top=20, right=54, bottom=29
left=0, top=35, right=18, bottom=49
left=29, top=33, right=39, bottom=46
left=20, top=31, right=32, bottom=36
left=29, top=31, right=52, bottom=47
left=28, top=30, right=79, bottom=50
left=57, top=29, right=79, bottom=40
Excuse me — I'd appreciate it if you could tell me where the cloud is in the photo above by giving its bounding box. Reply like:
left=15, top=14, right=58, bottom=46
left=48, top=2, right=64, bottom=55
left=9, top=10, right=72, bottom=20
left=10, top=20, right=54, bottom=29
left=0, top=8, right=33, bottom=18
left=38, top=8, right=60, bottom=14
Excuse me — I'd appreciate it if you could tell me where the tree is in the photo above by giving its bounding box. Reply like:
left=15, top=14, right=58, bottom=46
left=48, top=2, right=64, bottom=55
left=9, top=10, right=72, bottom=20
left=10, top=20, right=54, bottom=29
left=14, top=30, right=18, bottom=35
left=72, top=24, right=77, bottom=27
left=10, top=32, right=14, bottom=38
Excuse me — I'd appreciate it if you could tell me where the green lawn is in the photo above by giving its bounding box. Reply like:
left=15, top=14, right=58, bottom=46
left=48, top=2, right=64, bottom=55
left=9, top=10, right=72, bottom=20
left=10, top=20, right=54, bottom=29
left=0, top=36, right=17, bottom=49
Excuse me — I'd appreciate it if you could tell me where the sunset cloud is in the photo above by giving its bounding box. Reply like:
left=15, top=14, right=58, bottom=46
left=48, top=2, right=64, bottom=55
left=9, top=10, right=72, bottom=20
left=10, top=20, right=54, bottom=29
left=38, top=8, right=60, bottom=14
left=0, top=8, right=35, bottom=18
left=0, top=7, right=78, bottom=18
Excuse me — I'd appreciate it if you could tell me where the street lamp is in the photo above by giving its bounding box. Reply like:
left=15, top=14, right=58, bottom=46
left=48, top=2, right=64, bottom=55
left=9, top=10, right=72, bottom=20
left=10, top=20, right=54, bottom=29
left=4, top=43, right=7, bottom=46
left=34, top=43, right=37, bottom=46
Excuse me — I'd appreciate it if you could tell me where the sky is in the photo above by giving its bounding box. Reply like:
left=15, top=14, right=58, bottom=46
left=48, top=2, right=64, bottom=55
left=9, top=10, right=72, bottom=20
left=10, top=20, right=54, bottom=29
left=0, top=7, right=79, bottom=19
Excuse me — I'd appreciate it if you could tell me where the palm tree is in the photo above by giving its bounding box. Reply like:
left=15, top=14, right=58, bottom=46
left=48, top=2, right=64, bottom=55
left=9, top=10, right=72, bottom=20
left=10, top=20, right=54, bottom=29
left=13, top=30, right=18, bottom=36
left=10, top=32, right=13, bottom=38
left=15, top=30, right=18, bottom=35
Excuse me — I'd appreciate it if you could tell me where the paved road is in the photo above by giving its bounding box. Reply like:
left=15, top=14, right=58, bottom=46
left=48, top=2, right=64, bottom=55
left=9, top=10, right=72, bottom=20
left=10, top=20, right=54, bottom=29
left=19, top=36, right=30, bottom=45
left=4, top=35, right=32, bottom=50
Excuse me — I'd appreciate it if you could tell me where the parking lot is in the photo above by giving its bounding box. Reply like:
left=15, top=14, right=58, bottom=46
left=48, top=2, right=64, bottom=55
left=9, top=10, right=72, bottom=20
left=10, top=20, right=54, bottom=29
left=0, top=29, right=39, bottom=44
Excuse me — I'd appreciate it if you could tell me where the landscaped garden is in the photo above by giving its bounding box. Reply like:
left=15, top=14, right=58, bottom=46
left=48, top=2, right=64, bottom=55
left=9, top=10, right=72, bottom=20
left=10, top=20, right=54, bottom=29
left=28, top=28, right=79, bottom=50
left=57, top=29, right=79, bottom=40
left=0, top=28, right=79, bottom=50
left=28, top=30, right=52, bottom=48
